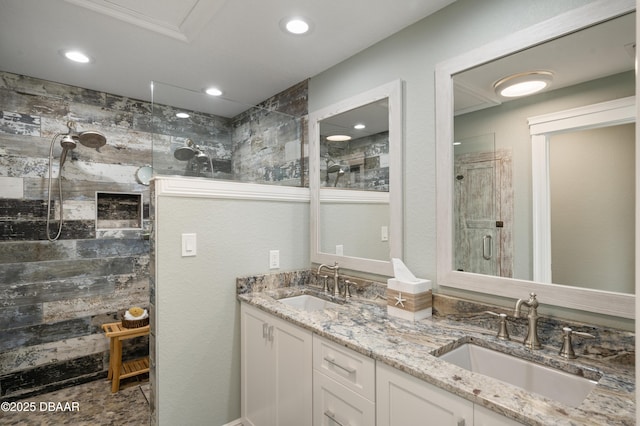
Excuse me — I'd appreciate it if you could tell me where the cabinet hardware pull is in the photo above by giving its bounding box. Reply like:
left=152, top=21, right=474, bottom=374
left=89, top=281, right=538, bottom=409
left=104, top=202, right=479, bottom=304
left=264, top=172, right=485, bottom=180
left=482, top=235, right=492, bottom=260
left=262, top=323, right=268, bottom=339
left=267, top=325, right=274, bottom=342
left=324, top=409, right=347, bottom=426
left=323, top=356, right=356, bottom=374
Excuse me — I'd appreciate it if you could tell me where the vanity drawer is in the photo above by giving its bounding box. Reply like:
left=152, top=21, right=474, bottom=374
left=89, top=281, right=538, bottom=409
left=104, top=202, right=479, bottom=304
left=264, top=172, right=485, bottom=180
left=313, top=335, right=375, bottom=401
left=313, top=370, right=375, bottom=426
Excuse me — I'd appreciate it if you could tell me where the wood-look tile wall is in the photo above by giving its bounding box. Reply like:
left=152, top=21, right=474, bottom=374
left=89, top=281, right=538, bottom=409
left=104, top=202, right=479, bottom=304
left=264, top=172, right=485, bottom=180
left=0, top=71, right=308, bottom=399
left=0, top=71, right=153, bottom=400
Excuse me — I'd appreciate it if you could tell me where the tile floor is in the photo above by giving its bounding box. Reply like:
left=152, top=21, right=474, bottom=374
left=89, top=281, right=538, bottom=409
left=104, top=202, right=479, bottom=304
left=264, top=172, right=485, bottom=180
left=0, top=377, right=150, bottom=426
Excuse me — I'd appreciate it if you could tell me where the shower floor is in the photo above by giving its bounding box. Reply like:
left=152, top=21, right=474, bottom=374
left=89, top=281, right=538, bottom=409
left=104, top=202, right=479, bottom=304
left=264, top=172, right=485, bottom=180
left=0, top=377, right=150, bottom=425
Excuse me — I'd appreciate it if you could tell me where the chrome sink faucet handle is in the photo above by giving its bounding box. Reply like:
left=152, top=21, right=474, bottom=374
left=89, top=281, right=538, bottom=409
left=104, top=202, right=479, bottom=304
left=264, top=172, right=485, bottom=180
left=559, top=327, right=595, bottom=359
left=344, top=280, right=354, bottom=299
left=485, top=311, right=510, bottom=340
left=514, top=293, right=542, bottom=349
left=320, top=275, right=329, bottom=293
left=317, top=262, right=340, bottom=296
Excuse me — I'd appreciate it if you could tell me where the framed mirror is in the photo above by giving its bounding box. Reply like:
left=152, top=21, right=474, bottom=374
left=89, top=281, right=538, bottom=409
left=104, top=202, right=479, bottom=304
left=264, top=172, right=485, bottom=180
left=436, top=0, right=635, bottom=318
left=310, top=80, right=403, bottom=276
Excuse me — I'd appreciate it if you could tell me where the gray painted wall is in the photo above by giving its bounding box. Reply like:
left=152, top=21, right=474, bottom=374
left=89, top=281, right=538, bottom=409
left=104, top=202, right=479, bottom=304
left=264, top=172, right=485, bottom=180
left=153, top=191, right=309, bottom=425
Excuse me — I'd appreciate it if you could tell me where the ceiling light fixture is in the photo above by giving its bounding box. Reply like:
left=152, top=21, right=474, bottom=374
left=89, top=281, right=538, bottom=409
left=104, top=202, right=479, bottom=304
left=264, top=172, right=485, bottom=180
left=280, top=17, right=312, bottom=35
left=326, top=135, right=351, bottom=142
left=62, top=49, right=92, bottom=64
left=205, top=87, right=223, bottom=96
left=176, top=112, right=190, bottom=119
left=494, top=71, right=553, bottom=98
left=354, top=123, right=366, bottom=130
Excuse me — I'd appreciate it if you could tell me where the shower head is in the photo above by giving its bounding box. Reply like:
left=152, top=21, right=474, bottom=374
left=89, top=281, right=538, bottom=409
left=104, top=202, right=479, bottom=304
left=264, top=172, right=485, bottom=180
left=327, top=164, right=343, bottom=173
left=78, top=130, right=107, bottom=149
left=174, top=146, right=197, bottom=161
left=59, top=134, right=77, bottom=168
left=195, top=150, right=209, bottom=163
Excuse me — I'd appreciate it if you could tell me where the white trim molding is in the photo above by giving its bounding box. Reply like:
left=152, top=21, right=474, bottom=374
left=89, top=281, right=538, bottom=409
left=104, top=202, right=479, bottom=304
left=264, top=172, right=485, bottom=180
left=153, top=176, right=310, bottom=202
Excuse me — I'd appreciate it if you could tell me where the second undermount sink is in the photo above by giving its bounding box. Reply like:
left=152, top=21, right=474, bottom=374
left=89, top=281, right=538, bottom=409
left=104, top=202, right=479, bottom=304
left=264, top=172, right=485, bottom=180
left=439, top=343, right=599, bottom=407
left=279, top=294, right=339, bottom=312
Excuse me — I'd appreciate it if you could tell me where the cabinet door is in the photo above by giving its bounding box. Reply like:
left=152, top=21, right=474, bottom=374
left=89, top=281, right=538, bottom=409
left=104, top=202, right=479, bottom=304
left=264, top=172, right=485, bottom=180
left=241, top=304, right=274, bottom=426
left=313, top=370, right=375, bottom=426
left=475, top=405, right=524, bottom=426
left=273, top=315, right=313, bottom=426
left=377, top=363, right=473, bottom=426
left=241, top=303, right=312, bottom=426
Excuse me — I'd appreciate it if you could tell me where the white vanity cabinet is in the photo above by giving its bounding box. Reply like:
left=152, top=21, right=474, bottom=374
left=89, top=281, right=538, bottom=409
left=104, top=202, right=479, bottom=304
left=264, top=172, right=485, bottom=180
left=312, top=335, right=376, bottom=426
left=377, top=362, right=473, bottom=426
left=240, top=303, right=313, bottom=426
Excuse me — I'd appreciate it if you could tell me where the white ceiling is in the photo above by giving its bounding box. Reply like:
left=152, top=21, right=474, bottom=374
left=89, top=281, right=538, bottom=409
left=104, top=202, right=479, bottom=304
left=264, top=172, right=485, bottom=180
left=0, top=0, right=455, bottom=117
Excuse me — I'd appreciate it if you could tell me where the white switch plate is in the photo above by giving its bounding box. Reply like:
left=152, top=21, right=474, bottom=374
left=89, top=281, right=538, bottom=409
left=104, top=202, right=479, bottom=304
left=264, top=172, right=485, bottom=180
left=335, top=244, right=344, bottom=256
left=381, top=226, right=389, bottom=242
left=269, top=250, right=280, bottom=269
left=182, top=233, right=197, bottom=257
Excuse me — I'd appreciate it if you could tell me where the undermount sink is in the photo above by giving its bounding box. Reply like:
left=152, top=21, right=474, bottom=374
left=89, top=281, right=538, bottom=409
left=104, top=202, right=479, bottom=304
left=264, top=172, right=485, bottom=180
left=439, top=343, right=599, bottom=407
left=279, top=294, right=339, bottom=311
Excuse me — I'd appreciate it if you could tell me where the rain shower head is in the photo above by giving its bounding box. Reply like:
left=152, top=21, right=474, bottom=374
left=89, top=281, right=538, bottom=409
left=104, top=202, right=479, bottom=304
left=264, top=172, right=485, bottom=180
left=327, top=164, right=345, bottom=173
left=78, top=130, right=107, bottom=149
left=174, top=146, right=197, bottom=161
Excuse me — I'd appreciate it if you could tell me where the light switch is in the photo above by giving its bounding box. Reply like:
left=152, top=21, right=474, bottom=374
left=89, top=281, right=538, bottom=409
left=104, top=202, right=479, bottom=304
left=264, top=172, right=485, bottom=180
left=182, top=233, right=197, bottom=257
left=335, top=244, right=344, bottom=256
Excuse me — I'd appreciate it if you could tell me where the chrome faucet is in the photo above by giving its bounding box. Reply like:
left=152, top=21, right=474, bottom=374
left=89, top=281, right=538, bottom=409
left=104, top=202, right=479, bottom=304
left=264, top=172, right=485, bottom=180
left=317, top=262, right=340, bottom=296
left=514, top=293, right=542, bottom=349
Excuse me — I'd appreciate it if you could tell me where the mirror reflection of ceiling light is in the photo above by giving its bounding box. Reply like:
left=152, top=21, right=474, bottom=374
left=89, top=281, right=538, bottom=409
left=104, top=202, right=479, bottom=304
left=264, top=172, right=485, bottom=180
left=494, top=71, right=553, bottom=98
left=354, top=123, right=366, bottom=129
left=176, top=112, right=190, bottom=119
left=62, top=50, right=92, bottom=63
left=205, top=87, right=222, bottom=96
left=326, top=135, right=351, bottom=142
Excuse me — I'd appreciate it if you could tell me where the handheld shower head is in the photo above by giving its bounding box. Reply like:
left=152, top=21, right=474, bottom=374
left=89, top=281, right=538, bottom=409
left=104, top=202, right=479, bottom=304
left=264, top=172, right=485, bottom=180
left=59, top=134, right=77, bottom=168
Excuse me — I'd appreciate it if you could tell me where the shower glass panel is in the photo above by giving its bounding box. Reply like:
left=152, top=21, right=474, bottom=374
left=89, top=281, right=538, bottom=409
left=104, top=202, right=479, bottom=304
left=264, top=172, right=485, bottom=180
left=150, top=81, right=306, bottom=186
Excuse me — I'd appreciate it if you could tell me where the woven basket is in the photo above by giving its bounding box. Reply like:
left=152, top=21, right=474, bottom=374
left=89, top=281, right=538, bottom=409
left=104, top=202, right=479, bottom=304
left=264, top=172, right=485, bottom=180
left=121, top=310, right=149, bottom=329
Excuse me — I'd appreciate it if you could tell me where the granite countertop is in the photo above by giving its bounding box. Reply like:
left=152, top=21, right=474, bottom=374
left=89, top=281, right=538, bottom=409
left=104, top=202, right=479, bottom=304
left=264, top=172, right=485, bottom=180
left=237, top=280, right=635, bottom=426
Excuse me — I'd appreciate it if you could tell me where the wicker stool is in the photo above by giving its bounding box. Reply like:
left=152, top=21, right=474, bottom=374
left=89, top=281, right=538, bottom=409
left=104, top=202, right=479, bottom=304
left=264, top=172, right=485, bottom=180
left=102, top=321, right=150, bottom=393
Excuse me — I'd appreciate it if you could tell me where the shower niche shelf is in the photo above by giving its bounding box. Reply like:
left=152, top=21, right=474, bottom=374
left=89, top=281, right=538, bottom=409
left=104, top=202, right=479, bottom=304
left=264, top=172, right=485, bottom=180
left=96, top=192, right=143, bottom=230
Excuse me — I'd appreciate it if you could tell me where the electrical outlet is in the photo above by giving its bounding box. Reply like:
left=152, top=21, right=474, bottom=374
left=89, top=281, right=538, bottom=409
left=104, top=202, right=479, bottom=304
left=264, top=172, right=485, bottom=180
left=269, top=250, right=280, bottom=269
left=381, top=226, right=389, bottom=242
left=335, top=244, right=344, bottom=256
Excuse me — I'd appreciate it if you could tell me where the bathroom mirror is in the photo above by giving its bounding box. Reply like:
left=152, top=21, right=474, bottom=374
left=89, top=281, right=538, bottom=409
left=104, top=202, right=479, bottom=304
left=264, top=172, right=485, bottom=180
left=436, top=0, right=636, bottom=318
left=310, top=80, right=403, bottom=276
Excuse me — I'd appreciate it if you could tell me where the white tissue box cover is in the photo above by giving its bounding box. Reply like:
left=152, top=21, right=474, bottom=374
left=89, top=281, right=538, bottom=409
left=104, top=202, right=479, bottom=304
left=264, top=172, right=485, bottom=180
left=387, top=278, right=431, bottom=294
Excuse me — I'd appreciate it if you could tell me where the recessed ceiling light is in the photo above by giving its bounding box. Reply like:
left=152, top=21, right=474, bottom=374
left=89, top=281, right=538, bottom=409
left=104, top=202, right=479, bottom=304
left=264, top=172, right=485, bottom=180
left=62, top=50, right=92, bottom=63
left=354, top=123, right=366, bottom=130
left=326, top=135, right=351, bottom=142
left=176, top=112, right=190, bottom=119
left=205, top=87, right=222, bottom=96
left=280, top=17, right=312, bottom=35
left=494, top=71, right=553, bottom=98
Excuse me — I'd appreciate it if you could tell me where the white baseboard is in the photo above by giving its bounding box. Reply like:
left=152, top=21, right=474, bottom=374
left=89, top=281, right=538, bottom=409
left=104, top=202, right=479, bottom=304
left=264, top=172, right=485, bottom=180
left=221, top=419, right=243, bottom=426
